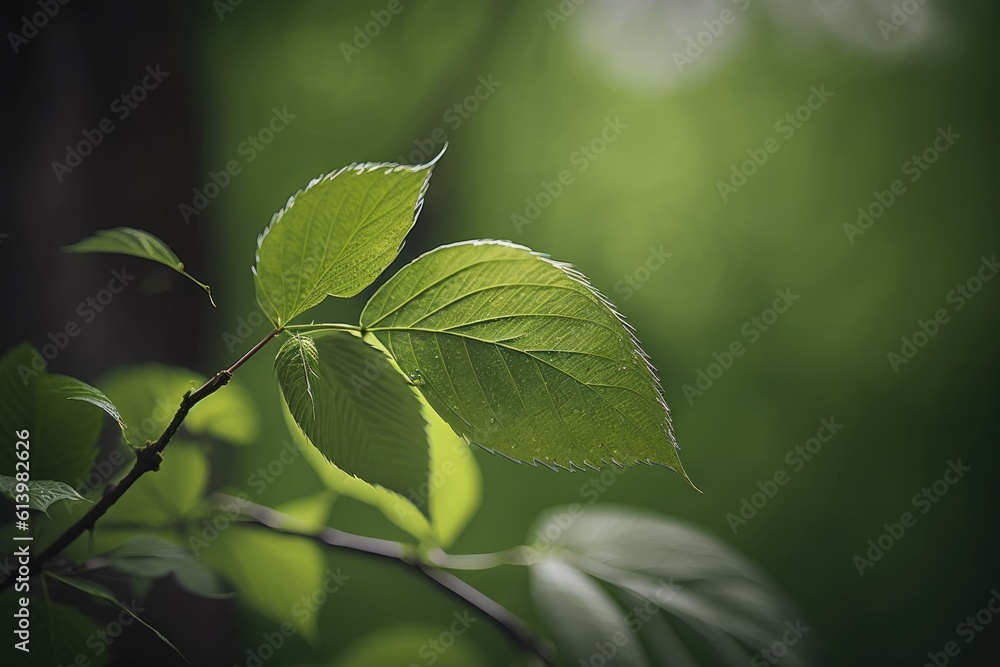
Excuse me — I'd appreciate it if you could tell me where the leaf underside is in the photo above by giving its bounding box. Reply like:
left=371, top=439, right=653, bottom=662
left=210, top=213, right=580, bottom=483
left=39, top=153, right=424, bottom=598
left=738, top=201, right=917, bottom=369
left=361, top=240, right=690, bottom=480
left=275, top=331, right=431, bottom=516
left=529, top=506, right=810, bottom=667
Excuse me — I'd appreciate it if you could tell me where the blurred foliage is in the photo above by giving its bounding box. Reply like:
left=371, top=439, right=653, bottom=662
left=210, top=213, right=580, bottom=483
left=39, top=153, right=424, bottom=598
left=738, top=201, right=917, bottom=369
left=322, top=623, right=488, bottom=667
left=101, top=364, right=259, bottom=446
left=195, top=1, right=997, bottom=664
left=0, top=345, right=103, bottom=485
left=2, top=0, right=998, bottom=665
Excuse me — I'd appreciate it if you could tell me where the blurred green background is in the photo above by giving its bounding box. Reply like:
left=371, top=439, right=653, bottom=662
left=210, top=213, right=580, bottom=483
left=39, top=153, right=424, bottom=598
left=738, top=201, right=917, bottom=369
left=3, top=1, right=999, bottom=665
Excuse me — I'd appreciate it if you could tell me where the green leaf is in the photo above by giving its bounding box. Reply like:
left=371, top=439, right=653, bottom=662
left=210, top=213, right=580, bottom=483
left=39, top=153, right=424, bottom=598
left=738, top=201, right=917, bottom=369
left=196, top=496, right=329, bottom=644
left=266, top=489, right=336, bottom=533
left=532, top=559, right=650, bottom=667
left=108, top=534, right=189, bottom=558
left=28, top=599, right=109, bottom=667
left=253, top=156, right=439, bottom=327
left=363, top=334, right=481, bottom=545
left=63, top=227, right=215, bottom=305
left=105, top=536, right=230, bottom=599
left=361, top=240, right=692, bottom=481
left=528, top=505, right=810, bottom=666
left=48, top=573, right=188, bottom=662
left=46, top=373, right=128, bottom=441
left=0, top=344, right=102, bottom=484
left=184, top=381, right=259, bottom=446
left=170, top=557, right=231, bottom=599
left=284, top=387, right=478, bottom=547
left=101, top=364, right=259, bottom=446
left=275, top=331, right=431, bottom=516
left=420, top=391, right=481, bottom=546
left=0, top=475, right=91, bottom=513
left=331, top=624, right=488, bottom=667
left=101, top=443, right=208, bottom=526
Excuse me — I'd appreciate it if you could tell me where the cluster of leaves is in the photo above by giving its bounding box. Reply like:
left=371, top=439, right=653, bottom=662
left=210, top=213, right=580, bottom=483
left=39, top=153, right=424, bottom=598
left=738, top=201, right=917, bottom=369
left=0, top=344, right=483, bottom=663
left=57, top=155, right=694, bottom=517
left=0, top=352, right=257, bottom=664
left=0, top=154, right=812, bottom=666
left=256, top=157, right=693, bottom=517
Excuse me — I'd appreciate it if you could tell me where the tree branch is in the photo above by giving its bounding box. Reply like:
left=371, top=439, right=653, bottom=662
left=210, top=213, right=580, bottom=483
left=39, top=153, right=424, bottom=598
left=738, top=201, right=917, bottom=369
left=426, top=546, right=534, bottom=570
left=1, top=325, right=556, bottom=664
left=225, top=496, right=555, bottom=667
left=0, top=328, right=282, bottom=592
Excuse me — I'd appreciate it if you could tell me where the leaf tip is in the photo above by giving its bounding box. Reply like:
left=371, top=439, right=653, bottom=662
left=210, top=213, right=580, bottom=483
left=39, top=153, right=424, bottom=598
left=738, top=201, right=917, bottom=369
left=425, top=141, right=448, bottom=168
left=672, top=461, right=700, bottom=493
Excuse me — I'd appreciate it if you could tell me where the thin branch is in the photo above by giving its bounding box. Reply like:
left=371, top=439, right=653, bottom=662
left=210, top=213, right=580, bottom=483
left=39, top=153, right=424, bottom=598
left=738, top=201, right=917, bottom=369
left=1, top=323, right=555, bottom=663
left=417, top=566, right=554, bottom=665
left=0, top=328, right=283, bottom=592
left=227, top=327, right=282, bottom=374
left=282, top=322, right=362, bottom=333
left=225, top=496, right=556, bottom=667
left=426, top=546, right=535, bottom=570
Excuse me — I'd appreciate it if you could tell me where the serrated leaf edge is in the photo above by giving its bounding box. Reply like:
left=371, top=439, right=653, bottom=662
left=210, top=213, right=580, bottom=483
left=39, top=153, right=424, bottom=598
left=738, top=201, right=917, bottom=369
left=251, top=148, right=445, bottom=279
left=362, top=239, right=693, bottom=485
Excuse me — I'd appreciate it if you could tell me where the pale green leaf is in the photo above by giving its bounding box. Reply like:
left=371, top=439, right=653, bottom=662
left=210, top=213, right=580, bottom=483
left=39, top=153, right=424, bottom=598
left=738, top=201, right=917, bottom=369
left=46, top=373, right=128, bottom=440
left=0, top=475, right=90, bottom=513
left=253, top=156, right=438, bottom=327
left=196, top=512, right=328, bottom=643
left=331, top=624, right=488, bottom=667
left=48, top=573, right=187, bottom=661
left=184, top=382, right=259, bottom=446
left=363, top=333, right=481, bottom=546
left=419, top=392, right=481, bottom=546
left=532, top=559, right=649, bottom=667
left=101, top=443, right=208, bottom=526
left=275, top=331, right=431, bottom=516
left=63, top=227, right=215, bottom=305
left=100, top=364, right=259, bottom=446
left=528, top=505, right=810, bottom=666
left=268, top=489, right=336, bottom=533
left=100, top=364, right=201, bottom=444
left=0, top=344, right=102, bottom=484
left=284, top=389, right=478, bottom=548
left=361, top=240, right=692, bottom=481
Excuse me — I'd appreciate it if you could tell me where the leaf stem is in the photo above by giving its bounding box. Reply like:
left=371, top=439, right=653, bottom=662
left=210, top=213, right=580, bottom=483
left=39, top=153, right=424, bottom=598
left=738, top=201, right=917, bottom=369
left=0, top=328, right=283, bottom=592
left=227, top=327, right=282, bottom=374
left=282, top=322, right=362, bottom=333
left=225, top=496, right=555, bottom=667
left=426, top=546, right=535, bottom=570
